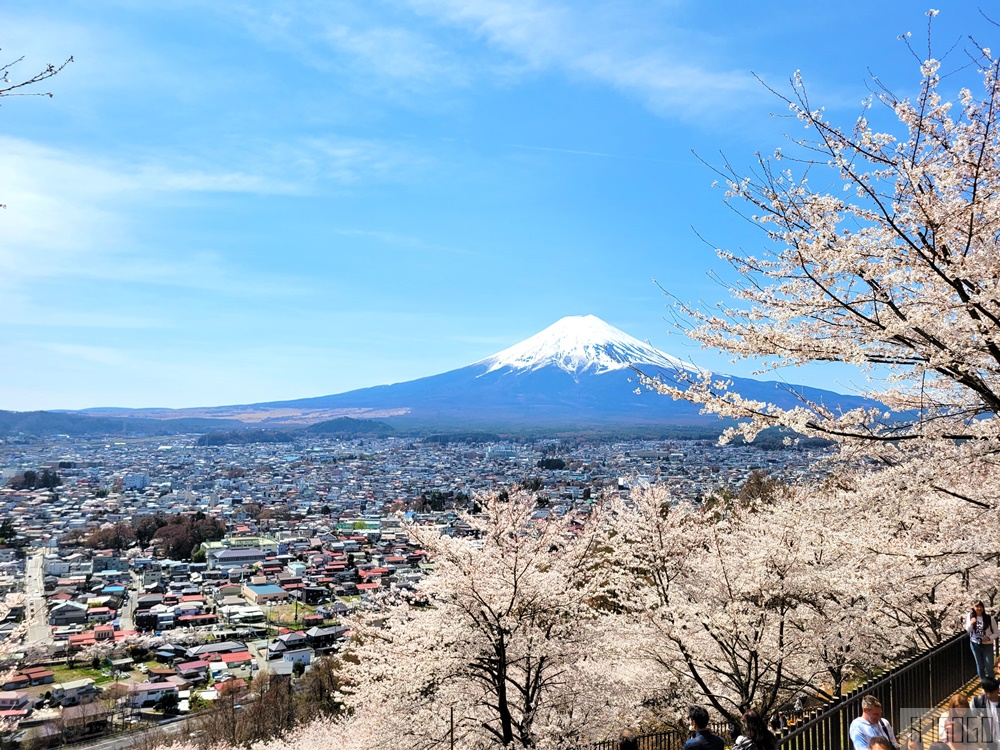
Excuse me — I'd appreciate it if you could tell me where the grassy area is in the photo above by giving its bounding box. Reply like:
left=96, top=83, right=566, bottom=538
left=50, top=664, right=111, bottom=686
left=269, top=602, right=319, bottom=629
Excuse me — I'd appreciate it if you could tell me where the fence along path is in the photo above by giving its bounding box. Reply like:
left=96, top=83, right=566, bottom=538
left=585, top=631, right=976, bottom=750
left=779, top=631, right=973, bottom=749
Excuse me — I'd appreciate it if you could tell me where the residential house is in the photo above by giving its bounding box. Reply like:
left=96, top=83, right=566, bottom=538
left=49, top=601, right=88, bottom=627
left=242, top=583, right=288, bottom=605
left=305, top=625, right=348, bottom=652
left=52, top=679, right=99, bottom=707
left=127, top=682, right=179, bottom=708
left=281, top=648, right=311, bottom=666
left=208, top=548, right=267, bottom=571
left=0, top=691, right=30, bottom=713
left=61, top=703, right=110, bottom=740
left=175, top=660, right=209, bottom=683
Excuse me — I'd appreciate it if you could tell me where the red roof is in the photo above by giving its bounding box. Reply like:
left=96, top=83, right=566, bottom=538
left=176, top=660, right=209, bottom=671
left=218, top=651, right=253, bottom=664
left=70, top=628, right=140, bottom=646
left=356, top=582, right=380, bottom=590
left=179, top=614, right=217, bottom=623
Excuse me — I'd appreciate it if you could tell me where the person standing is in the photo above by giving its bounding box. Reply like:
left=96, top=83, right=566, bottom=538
left=733, top=708, right=778, bottom=750
left=683, top=705, right=725, bottom=750
left=968, top=601, right=999, bottom=681
left=971, top=677, right=1000, bottom=747
left=850, top=696, right=899, bottom=750
left=618, top=729, right=639, bottom=750
left=938, top=693, right=974, bottom=748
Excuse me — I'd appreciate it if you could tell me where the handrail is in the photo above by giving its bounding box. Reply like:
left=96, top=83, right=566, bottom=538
left=581, top=631, right=974, bottom=750
left=779, top=630, right=973, bottom=749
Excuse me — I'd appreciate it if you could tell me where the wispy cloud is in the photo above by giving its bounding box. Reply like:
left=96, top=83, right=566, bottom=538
left=225, top=1, right=473, bottom=98
left=0, top=134, right=430, bottom=291
left=201, top=1, right=756, bottom=119
left=404, top=0, right=757, bottom=117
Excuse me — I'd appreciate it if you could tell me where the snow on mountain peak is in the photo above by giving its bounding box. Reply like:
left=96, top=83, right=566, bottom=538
left=477, top=315, right=705, bottom=377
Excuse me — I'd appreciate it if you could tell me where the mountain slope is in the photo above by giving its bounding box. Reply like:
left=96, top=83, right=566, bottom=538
left=70, top=315, right=879, bottom=431
left=250, top=315, right=878, bottom=428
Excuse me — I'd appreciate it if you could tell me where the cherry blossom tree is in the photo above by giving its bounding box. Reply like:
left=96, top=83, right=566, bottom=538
left=592, top=474, right=996, bottom=722
left=336, top=491, right=636, bottom=750
left=650, top=12, right=1000, bottom=511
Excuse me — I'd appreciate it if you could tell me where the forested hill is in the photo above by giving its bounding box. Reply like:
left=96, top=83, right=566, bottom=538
left=0, top=410, right=239, bottom=438
left=303, top=417, right=393, bottom=435
left=195, top=430, right=296, bottom=446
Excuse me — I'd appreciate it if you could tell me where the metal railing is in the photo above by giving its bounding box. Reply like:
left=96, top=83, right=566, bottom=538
left=780, top=631, right=973, bottom=749
left=582, top=632, right=972, bottom=750
left=588, top=722, right=730, bottom=750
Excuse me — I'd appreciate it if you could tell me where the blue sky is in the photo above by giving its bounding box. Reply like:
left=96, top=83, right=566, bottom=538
left=0, top=1, right=988, bottom=410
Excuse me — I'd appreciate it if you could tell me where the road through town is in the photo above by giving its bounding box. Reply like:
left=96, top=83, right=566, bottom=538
left=25, top=550, right=48, bottom=643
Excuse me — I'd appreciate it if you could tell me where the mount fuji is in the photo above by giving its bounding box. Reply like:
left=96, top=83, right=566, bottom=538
left=79, top=315, right=875, bottom=432
left=255, top=314, right=714, bottom=428
left=69, top=315, right=881, bottom=433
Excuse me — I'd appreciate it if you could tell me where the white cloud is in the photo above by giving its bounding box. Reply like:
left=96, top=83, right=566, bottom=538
left=404, top=0, right=756, bottom=116
left=226, top=1, right=472, bottom=96
left=0, top=133, right=429, bottom=292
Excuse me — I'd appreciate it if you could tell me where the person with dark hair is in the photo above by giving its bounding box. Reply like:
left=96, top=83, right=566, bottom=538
left=618, top=729, right=639, bottom=750
left=683, top=705, right=725, bottom=750
left=769, top=712, right=783, bottom=733
left=971, top=677, right=1000, bottom=745
left=733, top=708, right=778, bottom=750
left=869, top=739, right=895, bottom=750
left=968, top=601, right=999, bottom=681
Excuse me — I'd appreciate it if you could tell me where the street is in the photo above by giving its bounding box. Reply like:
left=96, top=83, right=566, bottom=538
left=64, top=716, right=195, bottom=750
left=25, top=550, right=48, bottom=644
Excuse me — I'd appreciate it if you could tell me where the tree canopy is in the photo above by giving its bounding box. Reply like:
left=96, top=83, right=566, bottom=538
left=650, top=16, right=1000, bottom=510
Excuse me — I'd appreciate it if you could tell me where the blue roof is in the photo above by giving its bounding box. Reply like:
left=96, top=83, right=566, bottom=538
left=245, top=584, right=286, bottom=596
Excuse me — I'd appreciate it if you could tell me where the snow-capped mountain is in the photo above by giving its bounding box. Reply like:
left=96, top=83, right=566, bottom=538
left=232, top=315, right=877, bottom=429
left=477, top=314, right=704, bottom=377
left=79, top=315, right=880, bottom=431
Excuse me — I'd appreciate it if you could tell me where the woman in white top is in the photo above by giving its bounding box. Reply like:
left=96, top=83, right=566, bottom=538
left=967, top=600, right=1000, bottom=681
left=938, top=693, right=974, bottom=749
